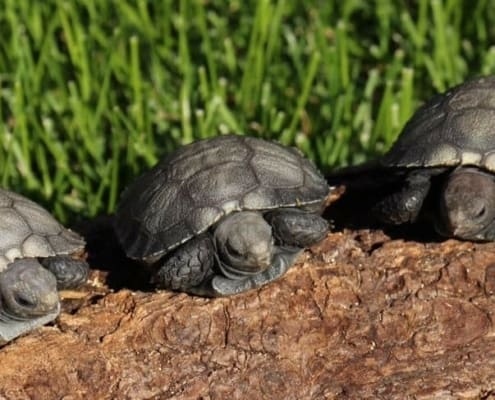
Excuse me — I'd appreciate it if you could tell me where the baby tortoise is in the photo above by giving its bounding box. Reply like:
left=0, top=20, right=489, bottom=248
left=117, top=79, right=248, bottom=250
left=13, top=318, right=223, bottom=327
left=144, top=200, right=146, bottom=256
left=115, top=135, right=332, bottom=296
left=0, top=189, right=89, bottom=344
left=330, top=76, right=495, bottom=241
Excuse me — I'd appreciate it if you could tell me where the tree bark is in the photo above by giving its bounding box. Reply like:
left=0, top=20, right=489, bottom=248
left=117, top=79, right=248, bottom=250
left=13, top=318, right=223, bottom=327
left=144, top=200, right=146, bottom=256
left=1, top=224, right=495, bottom=399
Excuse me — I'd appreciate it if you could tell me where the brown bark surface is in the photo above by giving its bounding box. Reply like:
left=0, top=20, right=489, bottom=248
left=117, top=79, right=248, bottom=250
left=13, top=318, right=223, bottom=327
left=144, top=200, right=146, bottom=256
left=1, top=219, right=495, bottom=399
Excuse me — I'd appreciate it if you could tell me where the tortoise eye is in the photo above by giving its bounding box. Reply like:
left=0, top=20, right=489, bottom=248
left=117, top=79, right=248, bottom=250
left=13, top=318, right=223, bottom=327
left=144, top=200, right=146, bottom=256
left=14, top=293, right=37, bottom=309
left=226, top=241, right=241, bottom=257
left=476, top=205, right=486, bottom=218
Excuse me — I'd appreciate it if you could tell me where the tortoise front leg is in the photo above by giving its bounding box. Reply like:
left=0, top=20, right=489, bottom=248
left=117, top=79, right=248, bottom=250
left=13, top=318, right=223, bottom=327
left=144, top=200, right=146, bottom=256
left=152, top=233, right=216, bottom=295
left=373, top=168, right=446, bottom=225
left=264, top=208, right=329, bottom=248
left=40, top=255, right=89, bottom=289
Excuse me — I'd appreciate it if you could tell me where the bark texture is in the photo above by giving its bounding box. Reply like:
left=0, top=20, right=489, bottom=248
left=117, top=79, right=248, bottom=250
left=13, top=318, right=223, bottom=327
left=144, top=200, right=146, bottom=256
left=1, top=220, right=495, bottom=399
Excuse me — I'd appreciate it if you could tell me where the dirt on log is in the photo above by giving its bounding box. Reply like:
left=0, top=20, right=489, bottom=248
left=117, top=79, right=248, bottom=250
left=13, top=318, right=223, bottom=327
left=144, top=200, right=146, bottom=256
left=1, top=220, right=495, bottom=399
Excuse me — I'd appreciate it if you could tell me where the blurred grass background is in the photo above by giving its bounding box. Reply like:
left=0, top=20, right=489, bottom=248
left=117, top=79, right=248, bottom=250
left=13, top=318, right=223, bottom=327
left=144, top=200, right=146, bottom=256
left=1, top=0, right=495, bottom=223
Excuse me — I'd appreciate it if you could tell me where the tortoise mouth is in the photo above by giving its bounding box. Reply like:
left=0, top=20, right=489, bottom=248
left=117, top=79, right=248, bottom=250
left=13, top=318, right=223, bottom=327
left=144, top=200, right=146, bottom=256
left=0, top=305, right=32, bottom=322
left=0, top=302, right=60, bottom=344
left=217, top=258, right=272, bottom=280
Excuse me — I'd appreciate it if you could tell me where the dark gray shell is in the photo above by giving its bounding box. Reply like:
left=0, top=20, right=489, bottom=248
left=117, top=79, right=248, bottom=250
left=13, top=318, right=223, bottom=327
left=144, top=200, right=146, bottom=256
left=382, top=76, right=495, bottom=170
left=0, top=189, right=85, bottom=272
left=115, top=135, right=330, bottom=261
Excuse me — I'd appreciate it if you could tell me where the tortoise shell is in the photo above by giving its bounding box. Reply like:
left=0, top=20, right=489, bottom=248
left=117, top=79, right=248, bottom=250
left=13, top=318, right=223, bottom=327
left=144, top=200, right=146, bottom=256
left=383, top=76, right=495, bottom=170
left=0, top=189, right=85, bottom=271
left=115, top=135, right=330, bottom=261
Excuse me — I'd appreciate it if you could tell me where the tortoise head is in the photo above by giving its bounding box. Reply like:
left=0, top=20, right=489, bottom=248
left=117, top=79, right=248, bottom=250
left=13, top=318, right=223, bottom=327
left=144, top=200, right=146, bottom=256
left=438, top=168, right=495, bottom=241
left=0, top=258, right=59, bottom=321
left=214, top=211, right=274, bottom=279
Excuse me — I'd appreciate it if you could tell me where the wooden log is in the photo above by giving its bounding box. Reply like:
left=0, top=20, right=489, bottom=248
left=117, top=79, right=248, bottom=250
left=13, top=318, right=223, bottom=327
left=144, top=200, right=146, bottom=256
left=1, top=226, right=495, bottom=399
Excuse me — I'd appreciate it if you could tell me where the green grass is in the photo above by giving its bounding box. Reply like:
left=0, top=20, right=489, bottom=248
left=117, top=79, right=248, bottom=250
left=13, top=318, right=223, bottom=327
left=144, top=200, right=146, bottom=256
left=0, top=0, right=495, bottom=223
